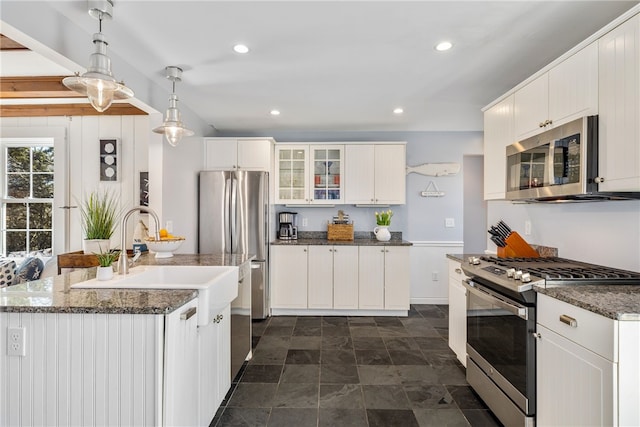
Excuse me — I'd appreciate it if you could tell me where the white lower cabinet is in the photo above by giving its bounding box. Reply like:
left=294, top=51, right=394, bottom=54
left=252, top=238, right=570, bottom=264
left=271, top=245, right=309, bottom=309
left=198, top=305, right=231, bottom=426
left=271, top=244, right=409, bottom=313
left=447, top=259, right=467, bottom=367
left=536, top=293, right=640, bottom=426
left=358, top=246, right=410, bottom=311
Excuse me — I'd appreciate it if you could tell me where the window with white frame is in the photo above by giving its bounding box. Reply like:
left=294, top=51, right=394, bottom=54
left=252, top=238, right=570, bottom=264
left=1, top=139, right=54, bottom=257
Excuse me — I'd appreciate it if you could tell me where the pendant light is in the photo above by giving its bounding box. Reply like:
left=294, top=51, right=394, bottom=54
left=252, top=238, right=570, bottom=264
left=153, top=66, right=194, bottom=147
left=62, top=0, right=133, bottom=112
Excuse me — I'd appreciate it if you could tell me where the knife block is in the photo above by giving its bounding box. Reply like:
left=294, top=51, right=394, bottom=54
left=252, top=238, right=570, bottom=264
left=498, top=232, right=540, bottom=258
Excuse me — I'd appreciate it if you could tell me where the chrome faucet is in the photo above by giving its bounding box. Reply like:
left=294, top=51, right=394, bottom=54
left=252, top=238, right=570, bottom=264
left=118, top=206, right=161, bottom=275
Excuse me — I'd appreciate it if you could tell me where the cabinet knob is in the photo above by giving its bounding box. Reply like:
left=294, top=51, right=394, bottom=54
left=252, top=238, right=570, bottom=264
left=539, top=121, right=545, bottom=128
left=531, top=332, right=541, bottom=339
left=594, top=176, right=605, bottom=184
left=303, top=248, right=307, bottom=252
left=455, top=268, right=462, bottom=274
left=380, top=249, right=385, bottom=252
left=371, top=199, right=374, bottom=202
left=547, top=119, right=553, bottom=126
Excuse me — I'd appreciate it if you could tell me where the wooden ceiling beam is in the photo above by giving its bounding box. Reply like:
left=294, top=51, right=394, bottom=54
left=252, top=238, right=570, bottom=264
left=0, top=76, right=81, bottom=98
left=0, top=103, right=148, bottom=117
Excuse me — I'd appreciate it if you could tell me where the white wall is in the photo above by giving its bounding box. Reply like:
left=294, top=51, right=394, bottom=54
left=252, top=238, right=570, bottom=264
left=0, top=115, right=154, bottom=254
left=488, top=200, right=640, bottom=271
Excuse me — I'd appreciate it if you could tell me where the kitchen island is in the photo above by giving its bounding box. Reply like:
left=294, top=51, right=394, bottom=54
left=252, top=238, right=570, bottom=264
left=0, top=253, right=251, bottom=427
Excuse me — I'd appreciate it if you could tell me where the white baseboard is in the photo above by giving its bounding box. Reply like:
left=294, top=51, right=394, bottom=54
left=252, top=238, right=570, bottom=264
left=271, top=309, right=408, bottom=317
left=410, top=297, right=449, bottom=305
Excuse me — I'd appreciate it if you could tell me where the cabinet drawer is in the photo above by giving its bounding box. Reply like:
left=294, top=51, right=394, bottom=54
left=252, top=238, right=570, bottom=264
left=537, top=293, right=616, bottom=361
left=448, top=259, right=467, bottom=282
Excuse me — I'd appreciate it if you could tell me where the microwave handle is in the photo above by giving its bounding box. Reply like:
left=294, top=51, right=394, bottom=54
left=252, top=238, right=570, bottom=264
left=463, top=279, right=528, bottom=320
left=548, top=142, right=556, bottom=186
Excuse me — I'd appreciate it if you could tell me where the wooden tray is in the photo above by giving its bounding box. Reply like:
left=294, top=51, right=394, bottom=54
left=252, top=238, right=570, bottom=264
left=327, top=223, right=354, bottom=241
left=56, top=249, right=137, bottom=274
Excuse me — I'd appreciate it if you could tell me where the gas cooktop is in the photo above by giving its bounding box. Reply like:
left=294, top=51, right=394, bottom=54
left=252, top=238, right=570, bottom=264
left=462, top=255, right=640, bottom=294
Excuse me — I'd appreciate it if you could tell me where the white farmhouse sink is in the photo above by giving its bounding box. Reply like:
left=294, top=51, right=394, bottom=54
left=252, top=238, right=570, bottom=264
left=71, top=266, right=239, bottom=325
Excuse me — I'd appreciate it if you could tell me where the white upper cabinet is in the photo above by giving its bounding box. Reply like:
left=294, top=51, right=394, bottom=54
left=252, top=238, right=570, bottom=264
left=598, top=15, right=640, bottom=192
left=345, top=144, right=406, bottom=205
left=514, top=42, right=599, bottom=140
left=310, top=145, right=345, bottom=204
left=275, top=145, right=310, bottom=204
left=483, top=95, right=514, bottom=200
left=204, top=138, right=273, bottom=171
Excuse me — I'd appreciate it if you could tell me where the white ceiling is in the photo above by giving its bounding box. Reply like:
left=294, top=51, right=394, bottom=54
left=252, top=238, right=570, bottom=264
left=2, top=1, right=639, bottom=133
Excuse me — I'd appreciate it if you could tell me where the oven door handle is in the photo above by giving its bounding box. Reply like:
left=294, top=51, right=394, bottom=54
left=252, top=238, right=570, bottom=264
left=463, top=279, right=528, bottom=320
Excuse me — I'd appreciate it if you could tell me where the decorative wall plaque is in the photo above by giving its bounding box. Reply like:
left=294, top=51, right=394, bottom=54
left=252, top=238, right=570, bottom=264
left=100, top=139, right=118, bottom=181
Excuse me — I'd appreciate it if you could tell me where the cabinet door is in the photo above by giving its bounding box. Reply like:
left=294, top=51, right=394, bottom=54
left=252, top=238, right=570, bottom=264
left=307, top=245, right=334, bottom=309
left=345, top=145, right=375, bottom=204
left=271, top=245, right=308, bottom=308
left=537, top=324, right=615, bottom=427
left=514, top=73, right=549, bottom=139
left=204, top=138, right=238, bottom=170
left=383, top=246, right=410, bottom=310
left=483, top=95, right=514, bottom=200
left=374, top=145, right=406, bottom=205
left=275, top=146, right=309, bottom=204
left=198, top=305, right=231, bottom=426
left=164, top=299, right=199, bottom=427
left=310, top=145, right=344, bottom=204
left=549, top=41, right=598, bottom=126
left=238, top=139, right=272, bottom=171
left=447, top=260, right=467, bottom=367
left=598, top=15, right=640, bottom=192
left=358, top=246, right=385, bottom=309
left=333, top=245, right=359, bottom=309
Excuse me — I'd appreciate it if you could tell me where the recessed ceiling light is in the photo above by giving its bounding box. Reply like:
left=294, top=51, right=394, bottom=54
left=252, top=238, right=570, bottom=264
left=233, top=44, right=249, bottom=54
left=435, top=41, right=453, bottom=52
left=270, top=109, right=280, bottom=116
left=393, top=107, right=404, bottom=114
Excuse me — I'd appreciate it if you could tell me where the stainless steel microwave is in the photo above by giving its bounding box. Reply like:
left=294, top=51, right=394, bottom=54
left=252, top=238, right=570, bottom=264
left=506, top=115, right=616, bottom=202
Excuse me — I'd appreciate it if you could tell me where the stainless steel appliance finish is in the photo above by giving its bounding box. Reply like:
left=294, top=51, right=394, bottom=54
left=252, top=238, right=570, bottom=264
left=462, top=255, right=640, bottom=427
left=199, top=170, right=270, bottom=319
left=506, top=115, right=640, bottom=202
left=231, top=261, right=251, bottom=381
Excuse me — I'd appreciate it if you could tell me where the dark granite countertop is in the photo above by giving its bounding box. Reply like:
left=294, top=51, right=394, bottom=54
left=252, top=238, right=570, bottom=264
left=272, top=230, right=412, bottom=246
left=446, top=254, right=482, bottom=263
left=0, top=253, right=251, bottom=315
left=535, top=285, right=640, bottom=321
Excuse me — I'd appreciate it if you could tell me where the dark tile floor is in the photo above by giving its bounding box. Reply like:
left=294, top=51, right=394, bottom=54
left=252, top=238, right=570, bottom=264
left=210, top=305, right=502, bottom=427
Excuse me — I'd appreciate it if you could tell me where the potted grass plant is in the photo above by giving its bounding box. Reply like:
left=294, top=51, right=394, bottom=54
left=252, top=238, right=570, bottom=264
left=79, top=189, right=121, bottom=254
left=95, top=249, right=120, bottom=281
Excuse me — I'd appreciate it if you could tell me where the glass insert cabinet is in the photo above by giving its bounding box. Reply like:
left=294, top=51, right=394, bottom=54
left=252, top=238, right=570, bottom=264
left=275, top=145, right=344, bottom=204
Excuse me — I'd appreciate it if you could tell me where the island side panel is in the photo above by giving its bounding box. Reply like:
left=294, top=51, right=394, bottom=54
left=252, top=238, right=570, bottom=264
left=0, top=312, right=160, bottom=426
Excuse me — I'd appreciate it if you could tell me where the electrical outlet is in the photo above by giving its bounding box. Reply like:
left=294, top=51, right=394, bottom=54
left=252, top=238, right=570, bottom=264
left=302, top=218, right=308, bottom=227
left=165, top=220, right=173, bottom=233
left=445, top=218, right=455, bottom=228
left=432, top=272, right=439, bottom=281
left=7, top=327, right=26, bottom=357
left=524, top=220, right=532, bottom=236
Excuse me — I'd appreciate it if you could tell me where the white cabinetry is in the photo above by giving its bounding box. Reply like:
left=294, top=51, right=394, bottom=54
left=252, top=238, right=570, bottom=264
left=198, top=305, right=231, bottom=426
left=308, top=245, right=359, bottom=309
left=358, top=246, right=410, bottom=311
left=164, top=299, right=200, bottom=426
left=483, top=95, right=514, bottom=200
left=204, top=138, right=273, bottom=171
left=514, top=42, right=598, bottom=140
left=447, top=259, right=467, bottom=367
left=598, top=15, right=640, bottom=192
left=275, top=145, right=344, bottom=204
left=345, top=144, right=406, bottom=205
left=536, top=293, right=639, bottom=426
left=271, top=245, right=308, bottom=308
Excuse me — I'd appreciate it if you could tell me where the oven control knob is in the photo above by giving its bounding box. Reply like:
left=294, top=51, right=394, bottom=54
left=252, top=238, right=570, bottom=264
left=521, top=272, right=531, bottom=283
left=506, top=268, right=516, bottom=278
left=514, top=270, right=523, bottom=280
left=468, top=256, right=481, bottom=265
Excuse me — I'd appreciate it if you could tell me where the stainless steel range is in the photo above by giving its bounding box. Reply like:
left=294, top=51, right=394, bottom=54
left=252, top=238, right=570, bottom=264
left=460, top=256, right=640, bottom=427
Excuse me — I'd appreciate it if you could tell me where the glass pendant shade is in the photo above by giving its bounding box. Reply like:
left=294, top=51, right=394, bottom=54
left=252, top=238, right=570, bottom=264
left=63, top=32, right=133, bottom=112
left=152, top=67, right=194, bottom=147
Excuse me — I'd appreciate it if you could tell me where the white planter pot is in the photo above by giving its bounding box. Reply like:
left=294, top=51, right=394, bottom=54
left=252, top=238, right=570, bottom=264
left=96, top=266, right=114, bottom=281
left=83, top=239, right=110, bottom=255
left=373, top=226, right=391, bottom=242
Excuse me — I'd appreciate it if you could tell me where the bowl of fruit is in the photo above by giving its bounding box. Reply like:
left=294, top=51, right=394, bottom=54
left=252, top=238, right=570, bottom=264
left=145, top=229, right=185, bottom=258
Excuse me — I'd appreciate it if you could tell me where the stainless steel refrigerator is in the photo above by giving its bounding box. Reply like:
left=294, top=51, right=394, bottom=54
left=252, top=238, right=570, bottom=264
left=198, top=170, right=270, bottom=319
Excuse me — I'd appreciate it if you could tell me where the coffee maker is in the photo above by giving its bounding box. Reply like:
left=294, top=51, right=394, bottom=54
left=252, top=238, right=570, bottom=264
left=278, top=211, right=298, bottom=240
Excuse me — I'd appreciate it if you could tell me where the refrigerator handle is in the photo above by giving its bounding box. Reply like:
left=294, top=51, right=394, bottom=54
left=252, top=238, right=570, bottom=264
left=230, top=177, right=238, bottom=252
left=224, top=178, right=232, bottom=251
